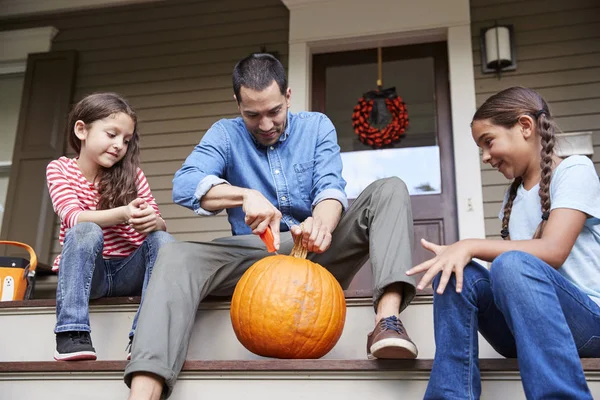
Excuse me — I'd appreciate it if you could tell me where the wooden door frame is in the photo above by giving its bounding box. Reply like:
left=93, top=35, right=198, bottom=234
left=312, top=41, right=458, bottom=245
left=312, top=42, right=458, bottom=297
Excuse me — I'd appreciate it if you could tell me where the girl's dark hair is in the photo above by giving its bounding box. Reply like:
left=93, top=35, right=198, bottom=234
left=472, top=86, right=557, bottom=240
left=67, top=92, right=140, bottom=210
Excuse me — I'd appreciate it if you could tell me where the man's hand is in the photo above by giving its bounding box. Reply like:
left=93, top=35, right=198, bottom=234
left=291, top=216, right=333, bottom=254
left=290, top=199, right=342, bottom=254
left=243, top=189, right=282, bottom=250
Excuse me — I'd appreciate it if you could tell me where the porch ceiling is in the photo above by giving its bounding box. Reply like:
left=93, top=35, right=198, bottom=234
left=0, top=0, right=163, bottom=19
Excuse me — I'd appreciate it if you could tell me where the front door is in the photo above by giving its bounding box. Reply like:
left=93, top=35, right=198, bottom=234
left=312, top=42, right=458, bottom=297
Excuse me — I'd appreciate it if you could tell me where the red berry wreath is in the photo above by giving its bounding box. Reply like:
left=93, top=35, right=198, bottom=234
left=351, top=87, right=409, bottom=148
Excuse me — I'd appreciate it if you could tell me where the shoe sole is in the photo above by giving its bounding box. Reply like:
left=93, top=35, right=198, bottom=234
left=54, top=350, right=97, bottom=361
left=369, top=338, right=418, bottom=359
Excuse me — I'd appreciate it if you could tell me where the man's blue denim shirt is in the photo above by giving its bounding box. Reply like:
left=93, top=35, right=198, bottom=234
left=172, top=111, right=348, bottom=235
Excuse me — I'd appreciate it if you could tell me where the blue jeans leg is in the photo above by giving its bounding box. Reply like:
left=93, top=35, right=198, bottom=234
left=491, top=251, right=599, bottom=399
left=108, top=231, right=176, bottom=338
left=55, top=222, right=108, bottom=333
left=424, top=262, right=516, bottom=400
left=425, top=252, right=600, bottom=400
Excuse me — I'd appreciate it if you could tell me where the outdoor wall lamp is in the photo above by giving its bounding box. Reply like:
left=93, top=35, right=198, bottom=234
left=481, top=23, right=516, bottom=77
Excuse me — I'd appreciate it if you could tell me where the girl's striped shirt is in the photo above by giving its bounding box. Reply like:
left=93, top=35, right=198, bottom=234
left=46, top=156, right=163, bottom=271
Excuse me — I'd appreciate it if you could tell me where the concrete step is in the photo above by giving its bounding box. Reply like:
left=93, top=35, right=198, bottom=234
left=3, top=359, right=599, bottom=400
left=0, top=296, right=503, bottom=362
left=3, top=293, right=600, bottom=400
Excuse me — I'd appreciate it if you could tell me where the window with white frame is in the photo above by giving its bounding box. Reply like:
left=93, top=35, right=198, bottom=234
left=0, top=27, right=55, bottom=231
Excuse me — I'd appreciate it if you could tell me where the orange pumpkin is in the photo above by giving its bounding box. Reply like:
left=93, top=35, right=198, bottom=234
left=230, top=236, right=346, bottom=359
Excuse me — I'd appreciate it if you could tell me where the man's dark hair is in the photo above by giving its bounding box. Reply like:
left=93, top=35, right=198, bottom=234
left=232, top=53, right=287, bottom=103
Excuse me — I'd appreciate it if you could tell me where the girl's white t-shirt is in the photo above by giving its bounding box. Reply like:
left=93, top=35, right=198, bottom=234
left=499, top=155, right=600, bottom=305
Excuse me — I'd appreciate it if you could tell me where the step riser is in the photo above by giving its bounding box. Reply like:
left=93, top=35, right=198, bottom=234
left=3, top=372, right=600, bottom=400
left=1, top=300, right=502, bottom=361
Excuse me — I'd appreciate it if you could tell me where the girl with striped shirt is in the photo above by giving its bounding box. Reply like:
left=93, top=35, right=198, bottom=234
left=46, top=93, right=174, bottom=361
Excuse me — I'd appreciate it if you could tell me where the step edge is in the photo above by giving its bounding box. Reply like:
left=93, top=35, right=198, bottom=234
left=2, top=359, right=599, bottom=373
left=4, top=370, right=600, bottom=383
left=0, top=295, right=434, bottom=315
left=0, top=369, right=513, bottom=382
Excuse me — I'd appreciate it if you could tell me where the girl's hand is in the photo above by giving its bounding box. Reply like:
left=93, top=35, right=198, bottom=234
left=127, top=198, right=159, bottom=234
left=291, top=217, right=332, bottom=254
left=124, top=198, right=146, bottom=222
left=406, top=239, right=473, bottom=294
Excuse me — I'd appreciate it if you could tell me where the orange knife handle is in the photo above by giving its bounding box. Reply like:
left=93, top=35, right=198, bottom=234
left=259, top=226, right=277, bottom=253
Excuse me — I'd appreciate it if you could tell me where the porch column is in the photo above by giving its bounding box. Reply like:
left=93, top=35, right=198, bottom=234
left=447, top=25, right=486, bottom=240
left=288, top=42, right=311, bottom=112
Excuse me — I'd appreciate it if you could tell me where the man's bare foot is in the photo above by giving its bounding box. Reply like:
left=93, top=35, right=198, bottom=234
left=375, top=282, right=403, bottom=323
left=128, top=372, right=164, bottom=400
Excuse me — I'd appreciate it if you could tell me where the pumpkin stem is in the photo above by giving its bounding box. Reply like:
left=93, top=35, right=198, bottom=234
left=289, top=232, right=308, bottom=259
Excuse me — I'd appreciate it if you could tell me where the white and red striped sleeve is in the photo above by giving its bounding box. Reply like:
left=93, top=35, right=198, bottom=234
left=135, top=167, right=162, bottom=218
left=46, top=159, right=86, bottom=228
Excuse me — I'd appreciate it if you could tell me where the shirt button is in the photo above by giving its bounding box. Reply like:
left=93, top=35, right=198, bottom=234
left=281, top=196, right=287, bottom=201
left=269, top=146, right=274, bottom=150
left=274, top=169, right=280, bottom=174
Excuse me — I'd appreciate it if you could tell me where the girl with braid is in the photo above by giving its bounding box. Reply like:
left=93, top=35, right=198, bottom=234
left=407, top=86, right=600, bottom=399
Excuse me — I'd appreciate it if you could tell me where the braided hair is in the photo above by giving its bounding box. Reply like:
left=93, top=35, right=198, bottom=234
left=472, top=87, right=557, bottom=240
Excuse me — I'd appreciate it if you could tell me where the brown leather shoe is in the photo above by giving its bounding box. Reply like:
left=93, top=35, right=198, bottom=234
left=366, top=315, right=418, bottom=359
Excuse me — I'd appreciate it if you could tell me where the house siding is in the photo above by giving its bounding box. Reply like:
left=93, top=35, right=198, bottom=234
left=0, top=0, right=289, bottom=261
left=471, top=0, right=600, bottom=239
left=4, top=0, right=599, bottom=254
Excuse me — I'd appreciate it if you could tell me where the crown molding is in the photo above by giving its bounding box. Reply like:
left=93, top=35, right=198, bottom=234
left=0, top=27, right=58, bottom=60
left=0, top=60, right=27, bottom=75
left=0, top=27, right=58, bottom=75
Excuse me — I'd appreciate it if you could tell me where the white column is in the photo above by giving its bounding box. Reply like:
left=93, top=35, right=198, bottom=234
left=288, top=42, right=311, bottom=113
left=447, top=25, right=486, bottom=240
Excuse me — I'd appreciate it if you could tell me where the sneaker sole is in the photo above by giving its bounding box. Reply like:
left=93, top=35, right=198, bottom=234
left=54, top=350, right=97, bottom=361
left=370, top=338, right=418, bottom=359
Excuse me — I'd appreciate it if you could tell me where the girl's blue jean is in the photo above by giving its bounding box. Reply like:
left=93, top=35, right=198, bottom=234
left=55, top=222, right=175, bottom=338
left=425, top=251, right=600, bottom=400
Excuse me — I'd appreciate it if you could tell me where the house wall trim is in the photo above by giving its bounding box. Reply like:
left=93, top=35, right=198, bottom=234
left=0, top=27, right=58, bottom=74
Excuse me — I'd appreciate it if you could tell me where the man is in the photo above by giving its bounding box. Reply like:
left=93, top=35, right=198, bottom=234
left=125, top=53, right=417, bottom=400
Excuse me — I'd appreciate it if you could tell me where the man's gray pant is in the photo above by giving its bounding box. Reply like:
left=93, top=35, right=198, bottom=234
left=124, top=177, right=416, bottom=398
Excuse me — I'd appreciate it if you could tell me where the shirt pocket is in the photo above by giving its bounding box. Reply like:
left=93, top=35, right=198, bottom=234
left=293, top=159, right=315, bottom=202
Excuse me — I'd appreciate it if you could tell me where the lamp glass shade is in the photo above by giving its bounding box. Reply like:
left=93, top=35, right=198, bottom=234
left=484, top=26, right=512, bottom=69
